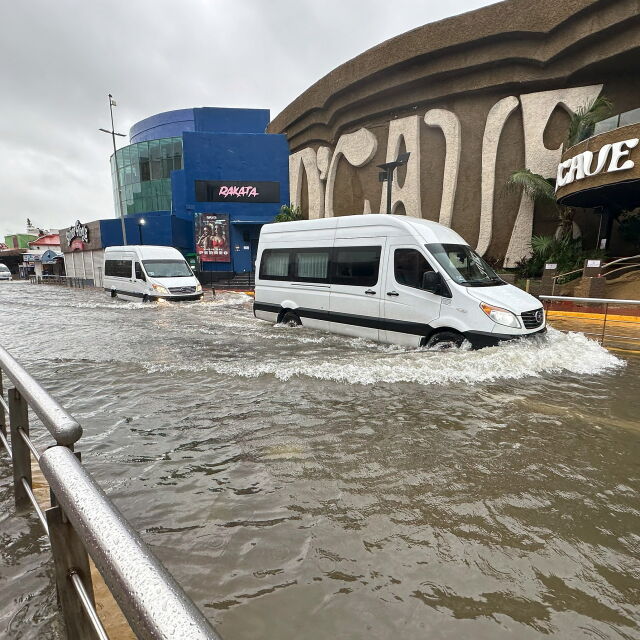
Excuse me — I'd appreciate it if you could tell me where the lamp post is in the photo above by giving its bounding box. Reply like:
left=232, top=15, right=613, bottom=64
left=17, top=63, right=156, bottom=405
left=377, top=152, right=411, bottom=214
left=137, top=218, right=146, bottom=245
left=100, top=94, right=128, bottom=245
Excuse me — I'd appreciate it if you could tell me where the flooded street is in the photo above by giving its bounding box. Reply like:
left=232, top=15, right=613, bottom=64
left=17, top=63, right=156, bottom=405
left=0, top=281, right=638, bottom=639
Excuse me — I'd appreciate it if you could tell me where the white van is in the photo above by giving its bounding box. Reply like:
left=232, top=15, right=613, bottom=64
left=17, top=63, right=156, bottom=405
left=253, top=215, right=545, bottom=349
left=103, top=245, right=202, bottom=301
left=0, top=264, right=11, bottom=281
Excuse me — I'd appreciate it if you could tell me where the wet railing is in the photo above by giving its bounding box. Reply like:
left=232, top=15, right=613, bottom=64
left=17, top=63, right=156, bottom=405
left=0, top=344, right=222, bottom=640
left=541, top=296, right=640, bottom=350
left=29, top=275, right=92, bottom=288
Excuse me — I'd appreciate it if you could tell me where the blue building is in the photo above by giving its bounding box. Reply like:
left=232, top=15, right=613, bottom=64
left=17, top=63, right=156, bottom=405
left=109, top=107, right=289, bottom=278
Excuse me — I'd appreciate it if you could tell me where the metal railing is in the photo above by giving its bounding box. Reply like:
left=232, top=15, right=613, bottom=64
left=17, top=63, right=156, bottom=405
left=541, top=295, right=640, bottom=349
left=601, top=254, right=640, bottom=280
left=29, top=275, right=93, bottom=288
left=0, top=344, right=222, bottom=640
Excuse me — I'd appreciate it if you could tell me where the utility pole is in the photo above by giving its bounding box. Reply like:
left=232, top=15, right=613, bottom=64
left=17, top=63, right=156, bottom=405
left=100, top=94, right=128, bottom=245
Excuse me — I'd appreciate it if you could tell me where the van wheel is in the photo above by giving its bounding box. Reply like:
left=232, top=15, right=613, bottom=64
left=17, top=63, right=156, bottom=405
left=110, top=289, right=117, bottom=298
left=425, top=330, right=464, bottom=350
left=281, top=311, right=302, bottom=327
left=142, top=294, right=149, bottom=303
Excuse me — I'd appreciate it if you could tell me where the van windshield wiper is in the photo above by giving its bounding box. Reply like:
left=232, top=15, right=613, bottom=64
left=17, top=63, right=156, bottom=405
left=463, top=278, right=506, bottom=287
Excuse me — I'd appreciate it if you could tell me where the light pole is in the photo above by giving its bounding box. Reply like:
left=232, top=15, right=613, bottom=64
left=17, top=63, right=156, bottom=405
left=137, top=218, right=146, bottom=244
left=378, top=152, right=411, bottom=214
left=100, top=94, right=128, bottom=245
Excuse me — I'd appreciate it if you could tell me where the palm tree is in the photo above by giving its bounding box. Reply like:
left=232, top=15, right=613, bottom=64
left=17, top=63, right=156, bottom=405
left=506, top=169, right=576, bottom=238
left=507, top=95, right=614, bottom=240
left=274, top=204, right=303, bottom=223
left=565, top=95, right=614, bottom=148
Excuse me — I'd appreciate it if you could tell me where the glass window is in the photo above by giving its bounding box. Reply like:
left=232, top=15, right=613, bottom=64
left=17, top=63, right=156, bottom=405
left=105, top=259, right=132, bottom=278
left=426, top=243, right=505, bottom=287
left=134, top=262, right=146, bottom=281
left=149, top=140, right=162, bottom=180
left=620, top=107, right=640, bottom=127
left=260, top=250, right=290, bottom=279
left=394, top=249, right=434, bottom=289
left=121, top=146, right=131, bottom=167
left=142, top=260, right=192, bottom=278
left=295, top=250, right=329, bottom=281
left=333, top=247, right=381, bottom=287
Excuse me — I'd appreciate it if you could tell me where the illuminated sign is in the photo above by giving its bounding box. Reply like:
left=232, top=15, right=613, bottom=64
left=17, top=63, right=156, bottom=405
left=556, top=138, right=639, bottom=190
left=195, top=180, right=280, bottom=203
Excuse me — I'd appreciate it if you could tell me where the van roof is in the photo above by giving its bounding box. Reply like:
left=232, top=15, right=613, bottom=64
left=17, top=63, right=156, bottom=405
left=260, top=214, right=467, bottom=245
left=104, top=245, right=185, bottom=259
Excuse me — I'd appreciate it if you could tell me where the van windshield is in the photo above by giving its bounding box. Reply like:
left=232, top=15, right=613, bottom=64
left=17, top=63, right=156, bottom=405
left=0, top=265, right=9, bottom=272
left=142, top=260, right=193, bottom=278
left=426, top=244, right=505, bottom=287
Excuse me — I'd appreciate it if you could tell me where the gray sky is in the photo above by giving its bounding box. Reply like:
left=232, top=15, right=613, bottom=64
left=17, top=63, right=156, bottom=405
left=0, top=0, right=497, bottom=238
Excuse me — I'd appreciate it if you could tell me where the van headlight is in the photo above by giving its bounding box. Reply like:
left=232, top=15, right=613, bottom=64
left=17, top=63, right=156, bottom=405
left=480, top=302, right=521, bottom=328
left=152, top=284, right=169, bottom=295
left=195, top=283, right=202, bottom=292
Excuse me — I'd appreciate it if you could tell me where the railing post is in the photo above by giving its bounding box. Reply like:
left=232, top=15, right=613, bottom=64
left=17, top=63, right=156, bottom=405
left=9, top=388, right=32, bottom=512
left=46, top=504, right=99, bottom=640
left=601, top=302, right=609, bottom=345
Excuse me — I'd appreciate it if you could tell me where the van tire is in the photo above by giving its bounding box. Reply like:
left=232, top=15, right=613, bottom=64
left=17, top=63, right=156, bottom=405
left=142, top=295, right=149, bottom=303
left=425, top=330, right=464, bottom=350
left=110, top=289, right=117, bottom=298
left=281, top=311, right=302, bottom=327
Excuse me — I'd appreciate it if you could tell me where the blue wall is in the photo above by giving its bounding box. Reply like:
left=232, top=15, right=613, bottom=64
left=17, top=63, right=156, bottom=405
left=171, top=130, right=289, bottom=273
left=130, top=107, right=269, bottom=143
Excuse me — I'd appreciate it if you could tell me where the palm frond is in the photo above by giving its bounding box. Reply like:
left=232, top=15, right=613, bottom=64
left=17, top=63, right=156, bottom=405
left=565, top=95, right=614, bottom=147
left=507, top=169, right=556, bottom=203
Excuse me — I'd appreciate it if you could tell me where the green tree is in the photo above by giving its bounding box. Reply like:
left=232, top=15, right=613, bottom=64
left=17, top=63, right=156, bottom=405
left=274, top=204, right=303, bottom=223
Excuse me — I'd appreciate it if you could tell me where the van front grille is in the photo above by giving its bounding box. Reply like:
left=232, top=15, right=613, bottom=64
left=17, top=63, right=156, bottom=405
left=521, top=308, right=544, bottom=329
left=168, top=286, right=196, bottom=294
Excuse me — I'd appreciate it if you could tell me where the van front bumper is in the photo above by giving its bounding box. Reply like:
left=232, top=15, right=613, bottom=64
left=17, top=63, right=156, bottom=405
left=464, top=327, right=547, bottom=349
left=153, top=294, right=203, bottom=302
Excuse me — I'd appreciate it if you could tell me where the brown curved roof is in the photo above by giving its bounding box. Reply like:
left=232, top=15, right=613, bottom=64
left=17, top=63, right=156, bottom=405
left=269, top=0, right=640, bottom=149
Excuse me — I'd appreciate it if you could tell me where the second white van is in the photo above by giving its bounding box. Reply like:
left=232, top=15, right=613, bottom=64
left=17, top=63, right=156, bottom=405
left=253, top=215, right=545, bottom=349
left=103, top=245, right=203, bottom=301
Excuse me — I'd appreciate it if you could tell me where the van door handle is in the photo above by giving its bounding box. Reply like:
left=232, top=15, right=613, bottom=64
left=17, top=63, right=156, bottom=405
left=364, top=289, right=376, bottom=295
left=386, top=291, right=399, bottom=297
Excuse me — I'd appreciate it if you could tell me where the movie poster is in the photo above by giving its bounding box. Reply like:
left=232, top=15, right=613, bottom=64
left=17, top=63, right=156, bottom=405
left=195, top=213, right=230, bottom=263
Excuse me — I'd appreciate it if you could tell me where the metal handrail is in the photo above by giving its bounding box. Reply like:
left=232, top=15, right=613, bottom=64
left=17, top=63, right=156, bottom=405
left=540, top=295, right=640, bottom=305
left=41, top=446, right=221, bottom=640
left=0, top=346, right=222, bottom=640
left=0, top=345, right=81, bottom=446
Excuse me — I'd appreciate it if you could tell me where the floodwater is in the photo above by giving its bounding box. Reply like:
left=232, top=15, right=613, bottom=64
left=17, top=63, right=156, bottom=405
left=0, top=281, right=638, bottom=640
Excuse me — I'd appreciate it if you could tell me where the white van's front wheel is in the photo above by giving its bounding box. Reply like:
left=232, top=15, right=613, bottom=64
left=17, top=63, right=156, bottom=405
left=281, top=311, right=302, bottom=327
left=110, top=289, right=117, bottom=298
left=425, top=330, right=464, bottom=350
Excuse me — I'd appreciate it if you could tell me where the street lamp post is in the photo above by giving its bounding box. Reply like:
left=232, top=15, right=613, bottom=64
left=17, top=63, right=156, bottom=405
left=137, top=218, right=146, bottom=245
left=100, top=94, right=128, bottom=245
left=377, top=152, right=411, bottom=214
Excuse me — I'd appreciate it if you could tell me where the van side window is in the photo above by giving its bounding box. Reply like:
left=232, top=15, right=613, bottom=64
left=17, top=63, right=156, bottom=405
left=394, top=249, right=434, bottom=289
left=260, top=250, right=290, bottom=280
left=134, top=262, right=146, bottom=281
left=333, top=247, right=381, bottom=287
left=294, top=250, right=330, bottom=282
left=105, top=259, right=132, bottom=278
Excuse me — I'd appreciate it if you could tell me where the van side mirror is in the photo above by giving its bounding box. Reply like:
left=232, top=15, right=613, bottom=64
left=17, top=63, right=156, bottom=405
left=422, top=271, right=442, bottom=295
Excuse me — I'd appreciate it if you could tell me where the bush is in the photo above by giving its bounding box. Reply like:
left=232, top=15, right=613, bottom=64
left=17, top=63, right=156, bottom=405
left=618, top=210, right=640, bottom=250
left=514, top=235, right=606, bottom=279
left=274, top=204, right=303, bottom=223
